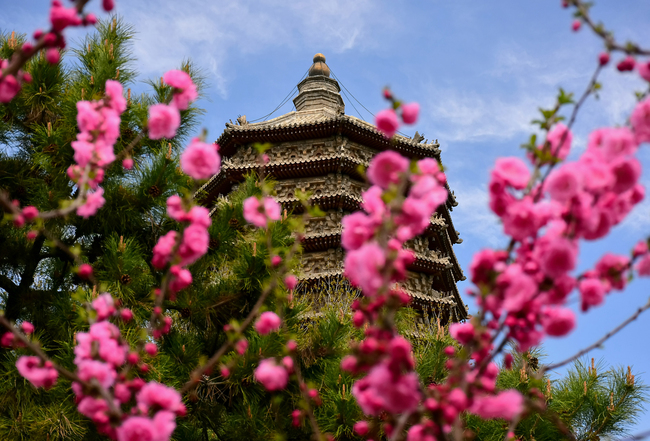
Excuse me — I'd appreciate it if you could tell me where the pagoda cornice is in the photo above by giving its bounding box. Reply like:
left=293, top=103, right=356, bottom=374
left=215, top=111, right=442, bottom=162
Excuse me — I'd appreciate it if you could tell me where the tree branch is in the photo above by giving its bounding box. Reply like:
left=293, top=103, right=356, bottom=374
left=544, top=299, right=650, bottom=371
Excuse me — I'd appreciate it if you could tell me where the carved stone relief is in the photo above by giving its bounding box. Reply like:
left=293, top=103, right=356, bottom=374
left=304, top=211, right=344, bottom=237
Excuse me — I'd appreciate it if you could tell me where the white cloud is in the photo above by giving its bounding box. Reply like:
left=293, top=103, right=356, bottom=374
left=114, top=0, right=382, bottom=98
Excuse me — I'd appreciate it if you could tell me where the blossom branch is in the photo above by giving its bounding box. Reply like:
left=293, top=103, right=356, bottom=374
left=544, top=298, right=650, bottom=371
left=535, top=63, right=603, bottom=198
left=568, top=0, right=650, bottom=56
left=1, top=0, right=94, bottom=83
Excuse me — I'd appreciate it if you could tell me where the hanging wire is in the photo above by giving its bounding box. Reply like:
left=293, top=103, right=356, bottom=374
left=247, top=68, right=310, bottom=123
left=330, top=67, right=413, bottom=139
left=330, top=68, right=376, bottom=120
left=339, top=87, right=365, bottom=121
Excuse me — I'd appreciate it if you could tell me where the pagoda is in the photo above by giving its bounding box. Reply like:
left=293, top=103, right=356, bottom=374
left=199, top=54, right=467, bottom=324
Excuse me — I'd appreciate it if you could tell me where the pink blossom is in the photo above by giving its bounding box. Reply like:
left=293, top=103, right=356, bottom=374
left=367, top=151, right=409, bottom=188
left=375, top=109, right=400, bottom=138
left=410, top=175, right=447, bottom=208
left=354, top=421, right=370, bottom=436
left=235, top=339, right=248, bottom=355
left=617, top=56, right=636, bottom=72
left=502, top=197, right=541, bottom=241
left=470, top=249, right=504, bottom=285
left=153, top=411, right=177, bottom=441
left=417, top=158, right=440, bottom=175
left=599, top=52, right=610, bottom=66
left=114, top=383, right=131, bottom=403
left=166, top=195, right=185, bottom=222
left=599, top=127, right=638, bottom=159
left=255, top=311, right=282, bottom=335
left=71, top=138, right=93, bottom=167
left=285, top=275, right=298, bottom=290
left=148, top=104, right=180, bottom=140
left=78, top=263, right=93, bottom=279
left=144, top=343, right=157, bottom=356
left=388, top=336, right=414, bottom=370
left=341, top=212, right=375, bottom=250
left=90, top=320, right=120, bottom=340
left=16, top=356, right=58, bottom=389
left=579, top=153, right=614, bottom=193
left=631, top=98, right=650, bottom=144
left=163, top=70, right=198, bottom=110
left=100, top=342, right=129, bottom=371
left=633, top=240, right=649, bottom=258
left=178, top=224, right=209, bottom=266
left=407, top=424, right=435, bottom=441
left=22, top=206, right=38, bottom=222
left=46, top=48, right=60, bottom=64
left=49, top=3, right=81, bottom=32
left=471, top=390, right=523, bottom=420
left=243, top=196, right=281, bottom=228
left=344, top=242, right=386, bottom=296
left=282, top=356, right=294, bottom=372
left=0, top=75, right=21, bottom=103
left=169, top=265, right=192, bottom=293
left=611, top=157, right=641, bottom=194
left=401, top=102, right=420, bottom=124
left=77, top=188, right=106, bottom=218
left=121, top=308, right=133, bottom=322
left=639, top=60, right=650, bottom=82
left=595, top=253, right=630, bottom=290
left=542, top=308, right=576, bottom=336
left=152, top=231, right=178, bottom=269
left=116, top=416, right=158, bottom=441
left=102, top=0, right=114, bottom=12
left=361, top=186, right=386, bottom=220
left=76, top=101, right=101, bottom=132
left=271, top=255, right=282, bottom=266
left=395, top=196, right=435, bottom=240
left=92, top=293, right=115, bottom=320
left=77, top=359, right=117, bottom=388
left=572, top=19, right=581, bottom=31
left=77, top=396, right=110, bottom=423
left=500, top=264, right=537, bottom=313
left=635, top=254, right=650, bottom=276
left=137, top=382, right=184, bottom=414
left=492, top=157, right=531, bottom=190
left=187, top=206, right=211, bottom=228
left=545, top=123, right=573, bottom=161
left=105, top=80, right=127, bottom=113
left=537, top=235, right=577, bottom=278
left=21, top=321, right=34, bottom=334
left=579, top=278, right=607, bottom=311
left=1, top=332, right=16, bottom=347
left=545, top=162, right=583, bottom=202
left=122, top=158, right=134, bottom=169
left=180, top=139, right=221, bottom=180
left=352, top=362, right=421, bottom=416
left=254, top=359, right=288, bottom=391
left=449, top=322, right=475, bottom=345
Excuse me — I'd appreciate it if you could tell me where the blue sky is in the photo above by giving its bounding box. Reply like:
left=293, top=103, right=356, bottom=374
left=3, top=0, right=650, bottom=434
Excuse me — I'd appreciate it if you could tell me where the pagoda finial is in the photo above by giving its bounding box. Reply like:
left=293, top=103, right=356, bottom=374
left=308, top=53, right=330, bottom=77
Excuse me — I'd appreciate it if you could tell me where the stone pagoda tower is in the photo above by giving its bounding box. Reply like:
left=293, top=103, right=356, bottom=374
left=200, top=54, right=467, bottom=323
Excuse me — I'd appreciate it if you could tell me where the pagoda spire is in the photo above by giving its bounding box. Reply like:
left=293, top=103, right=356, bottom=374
left=293, top=53, right=345, bottom=113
